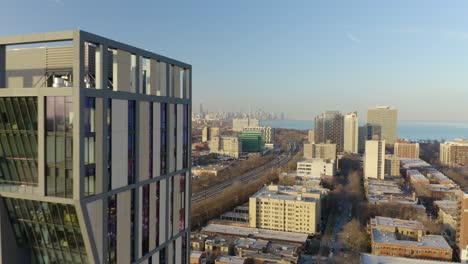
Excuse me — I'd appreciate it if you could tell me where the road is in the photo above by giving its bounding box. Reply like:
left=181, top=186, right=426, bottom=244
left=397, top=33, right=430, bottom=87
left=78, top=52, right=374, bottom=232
left=192, top=152, right=295, bottom=203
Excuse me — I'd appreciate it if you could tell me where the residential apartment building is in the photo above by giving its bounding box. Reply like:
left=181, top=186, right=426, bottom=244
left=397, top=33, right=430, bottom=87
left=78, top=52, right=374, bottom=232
left=394, top=140, right=420, bottom=159
left=202, top=126, right=220, bottom=142
left=296, top=158, right=335, bottom=178
left=232, top=118, right=259, bottom=132
left=367, top=106, right=398, bottom=145
left=364, top=140, right=385, bottom=179
left=385, top=155, right=400, bottom=177
left=249, top=185, right=325, bottom=234
left=440, top=139, right=468, bottom=167
left=314, top=111, right=344, bottom=152
left=209, top=136, right=242, bottom=158
left=358, top=123, right=382, bottom=152
left=406, top=170, right=430, bottom=185
left=0, top=31, right=191, bottom=264
left=307, top=130, right=315, bottom=143
left=303, top=142, right=336, bottom=160
left=370, top=217, right=452, bottom=261
left=343, top=111, right=358, bottom=153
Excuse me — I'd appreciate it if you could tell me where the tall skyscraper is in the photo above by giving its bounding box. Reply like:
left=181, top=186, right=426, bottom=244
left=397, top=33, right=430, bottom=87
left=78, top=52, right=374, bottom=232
left=343, top=112, right=358, bottom=153
left=366, top=106, right=398, bottom=145
left=314, top=111, right=344, bottom=152
left=199, top=101, right=205, bottom=118
left=364, top=140, right=385, bottom=179
left=358, top=123, right=382, bottom=152
left=0, top=31, right=191, bottom=264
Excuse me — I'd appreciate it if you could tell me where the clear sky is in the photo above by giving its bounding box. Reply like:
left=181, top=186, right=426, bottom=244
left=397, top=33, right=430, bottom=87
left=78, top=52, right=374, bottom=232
left=1, top=0, right=468, bottom=121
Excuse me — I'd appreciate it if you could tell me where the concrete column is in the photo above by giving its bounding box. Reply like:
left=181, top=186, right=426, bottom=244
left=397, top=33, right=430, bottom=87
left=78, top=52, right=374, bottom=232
left=95, top=44, right=108, bottom=89
left=0, top=45, right=5, bottom=88
left=72, top=31, right=85, bottom=199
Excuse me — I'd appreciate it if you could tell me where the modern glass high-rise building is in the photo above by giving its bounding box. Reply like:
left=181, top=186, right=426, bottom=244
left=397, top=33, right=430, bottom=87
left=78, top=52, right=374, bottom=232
left=314, top=111, right=344, bottom=152
left=0, top=31, right=191, bottom=264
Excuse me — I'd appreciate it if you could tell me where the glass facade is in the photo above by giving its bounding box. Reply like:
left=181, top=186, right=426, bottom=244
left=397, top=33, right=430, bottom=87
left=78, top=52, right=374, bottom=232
left=84, top=97, right=95, bottom=196
left=179, top=173, right=186, bottom=231
left=107, top=194, right=117, bottom=263
left=107, top=99, right=112, bottom=191
left=173, top=104, right=177, bottom=173
left=128, top=101, right=135, bottom=185
left=4, top=197, right=87, bottom=264
left=46, top=97, right=73, bottom=198
left=142, top=184, right=149, bottom=254
left=183, top=104, right=189, bottom=169
left=160, top=103, right=167, bottom=175
left=0, top=97, right=38, bottom=186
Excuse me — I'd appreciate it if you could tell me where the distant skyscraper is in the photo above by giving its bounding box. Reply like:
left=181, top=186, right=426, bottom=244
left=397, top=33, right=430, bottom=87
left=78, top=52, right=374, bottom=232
left=366, top=106, right=398, bottom=144
left=199, top=101, right=205, bottom=118
left=358, top=123, right=382, bottom=152
left=343, top=112, right=358, bottom=153
left=314, top=111, right=344, bottom=152
left=364, top=140, right=385, bottom=179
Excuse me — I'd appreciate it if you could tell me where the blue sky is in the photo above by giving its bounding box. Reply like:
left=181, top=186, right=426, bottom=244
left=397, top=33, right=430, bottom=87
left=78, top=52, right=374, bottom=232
left=1, top=0, right=468, bottom=121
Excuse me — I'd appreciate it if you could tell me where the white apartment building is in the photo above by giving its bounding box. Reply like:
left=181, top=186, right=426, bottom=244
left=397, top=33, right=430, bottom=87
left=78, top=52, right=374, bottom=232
left=297, top=158, right=335, bottom=178
left=365, top=140, right=385, bottom=179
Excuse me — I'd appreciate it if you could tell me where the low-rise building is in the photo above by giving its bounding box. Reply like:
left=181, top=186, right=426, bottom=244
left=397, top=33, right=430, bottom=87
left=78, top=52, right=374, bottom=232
left=201, top=224, right=309, bottom=245
left=434, top=200, right=458, bottom=244
left=385, top=155, right=400, bottom=177
left=394, top=140, right=420, bottom=159
left=296, top=158, right=335, bottom=178
left=425, top=168, right=454, bottom=185
left=361, top=253, right=454, bottom=264
left=406, top=170, right=430, bottom=185
left=192, top=164, right=229, bottom=177
left=190, top=251, right=206, bottom=264
left=458, top=189, right=468, bottom=263
left=205, top=236, right=236, bottom=256
left=370, top=217, right=452, bottom=261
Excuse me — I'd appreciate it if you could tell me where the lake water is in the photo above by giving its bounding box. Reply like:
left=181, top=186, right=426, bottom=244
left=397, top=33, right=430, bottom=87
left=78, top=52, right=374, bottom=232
left=261, top=120, right=468, bottom=141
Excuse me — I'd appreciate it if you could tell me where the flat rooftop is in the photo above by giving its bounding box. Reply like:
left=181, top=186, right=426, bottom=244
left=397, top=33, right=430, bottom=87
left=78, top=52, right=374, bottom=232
left=426, top=168, right=453, bottom=184
left=400, top=159, right=431, bottom=169
left=215, top=256, right=246, bottom=264
left=373, top=216, right=425, bottom=230
left=201, top=224, right=309, bottom=244
left=407, top=170, right=429, bottom=182
left=251, top=185, right=321, bottom=202
left=361, top=253, right=453, bottom=264
left=372, top=229, right=451, bottom=250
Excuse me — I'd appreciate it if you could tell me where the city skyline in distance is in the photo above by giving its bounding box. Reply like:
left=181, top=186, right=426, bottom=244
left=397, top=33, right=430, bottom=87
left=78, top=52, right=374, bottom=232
left=2, top=0, right=468, bottom=121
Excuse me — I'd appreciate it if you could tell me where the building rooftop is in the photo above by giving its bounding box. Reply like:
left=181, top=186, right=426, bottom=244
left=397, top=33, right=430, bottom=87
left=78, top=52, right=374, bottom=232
left=372, top=229, right=451, bottom=250
left=372, top=216, right=425, bottom=230
left=215, top=256, right=246, bottom=264
left=361, top=253, right=453, bottom=264
left=434, top=200, right=459, bottom=218
left=235, top=238, right=269, bottom=250
left=400, top=159, right=431, bottom=169
left=426, top=168, right=454, bottom=184
left=407, top=170, right=429, bottom=182
left=251, top=185, right=321, bottom=202
left=190, top=251, right=204, bottom=259
left=442, top=138, right=468, bottom=146
left=298, top=158, right=334, bottom=164
left=201, top=224, right=309, bottom=244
